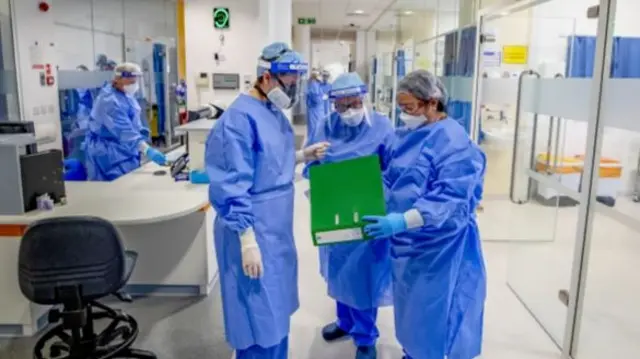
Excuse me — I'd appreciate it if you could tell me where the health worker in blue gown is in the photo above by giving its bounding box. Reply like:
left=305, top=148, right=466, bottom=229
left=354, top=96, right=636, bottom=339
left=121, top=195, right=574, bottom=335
left=363, top=69, right=487, bottom=359
left=205, top=42, right=330, bottom=359
left=320, top=69, right=332, bottom=115
left=306, top=69, right=328, bottom=142
left=83, top=62, right=167, bottom=181
left=303, top=72, right=394, bottom=359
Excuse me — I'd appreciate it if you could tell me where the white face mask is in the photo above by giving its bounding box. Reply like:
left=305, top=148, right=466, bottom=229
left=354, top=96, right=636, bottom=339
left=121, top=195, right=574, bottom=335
left=399, top=112, right=427, bottom=129
left=123, top=83, right=139, bottom=96
left=267, top=86, right=292, bottom=110
left=339, top=108, right=366, bottom=127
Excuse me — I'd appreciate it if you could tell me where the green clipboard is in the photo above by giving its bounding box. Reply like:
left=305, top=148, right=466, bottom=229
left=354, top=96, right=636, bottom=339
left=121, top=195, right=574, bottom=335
left=308, top=155, right=387, bottom=246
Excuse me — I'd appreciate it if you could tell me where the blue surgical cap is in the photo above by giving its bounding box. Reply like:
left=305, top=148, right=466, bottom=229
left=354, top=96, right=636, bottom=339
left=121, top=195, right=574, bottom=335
left=397, top=69, right=448, bottom=105
left=96, top=54, right=108, bottom=66
left=257, top=42, right=308, bottom=77
left=329, top=72, right=367, bottom=99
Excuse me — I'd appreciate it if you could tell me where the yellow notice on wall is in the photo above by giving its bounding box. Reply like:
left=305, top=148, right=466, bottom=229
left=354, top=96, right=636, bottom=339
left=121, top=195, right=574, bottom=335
left=502, top=45, right=529, bottom=65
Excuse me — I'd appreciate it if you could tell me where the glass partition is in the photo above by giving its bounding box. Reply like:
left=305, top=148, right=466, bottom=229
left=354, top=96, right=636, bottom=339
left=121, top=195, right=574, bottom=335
left=0, top=0, right=20, bottom=122
left=54, top=0, right=179, bottom=163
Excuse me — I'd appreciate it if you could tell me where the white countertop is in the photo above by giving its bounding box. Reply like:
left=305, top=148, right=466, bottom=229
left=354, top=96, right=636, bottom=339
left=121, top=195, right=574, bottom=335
left=174, top=119, right=217, bottom=135
left=0, top=155, right=210, bottom=226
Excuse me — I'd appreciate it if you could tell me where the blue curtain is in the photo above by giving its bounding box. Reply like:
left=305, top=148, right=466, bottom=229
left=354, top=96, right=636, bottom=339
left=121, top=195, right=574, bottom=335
left=566, top=36, right=597, bottom=78
left=611, top=37, right=640, bottom=78
left=153, top=43, right=167, bottom=136
left=445, top=26, right=477, bottom=137
left=566, top=35, right=640, bottom=78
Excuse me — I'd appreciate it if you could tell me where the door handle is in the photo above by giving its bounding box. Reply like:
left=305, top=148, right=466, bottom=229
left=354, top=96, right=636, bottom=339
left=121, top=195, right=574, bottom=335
left=558, top=289, right=569, bottom=307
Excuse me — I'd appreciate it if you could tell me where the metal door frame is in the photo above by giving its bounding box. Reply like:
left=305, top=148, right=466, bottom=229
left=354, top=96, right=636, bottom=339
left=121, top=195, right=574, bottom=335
left=562, top=0, right=616, bottom=357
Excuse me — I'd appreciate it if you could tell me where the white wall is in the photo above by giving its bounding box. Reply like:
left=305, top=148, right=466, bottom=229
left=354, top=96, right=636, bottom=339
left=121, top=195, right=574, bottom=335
left=185, top=0, right=262, bottom=108
left=311, top=38, right=352, bottom=71
left=11, top=0, right=61, bottom=150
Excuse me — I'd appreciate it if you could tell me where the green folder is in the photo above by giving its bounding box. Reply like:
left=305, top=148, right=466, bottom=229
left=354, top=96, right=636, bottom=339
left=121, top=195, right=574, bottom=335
left=308, top=155, right=387, bottom=246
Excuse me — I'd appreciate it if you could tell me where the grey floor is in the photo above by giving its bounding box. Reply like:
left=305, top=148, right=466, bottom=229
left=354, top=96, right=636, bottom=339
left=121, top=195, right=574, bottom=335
left=0, top=131, right=563, bottom=359
left=0, top=291, right=232, bottom=359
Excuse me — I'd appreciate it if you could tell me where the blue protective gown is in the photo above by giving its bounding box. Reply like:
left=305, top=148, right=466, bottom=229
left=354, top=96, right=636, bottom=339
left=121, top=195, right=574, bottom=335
left=320, top=81, right=331, bottom=115
left=306, top=79, right=326, bottom=141
left=68, top=88, right=93, bottom=162
left=385, top=118, right=487, bottom=359
left=83, top=85, right=149, bottom=181
left=304, top=111, right=394, bottom=346
left=205, top=94, right=298, bottom=355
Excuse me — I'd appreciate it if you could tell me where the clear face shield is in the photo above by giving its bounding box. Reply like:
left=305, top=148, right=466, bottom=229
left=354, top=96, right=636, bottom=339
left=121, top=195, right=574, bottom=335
left=115, top=70, right=143, bottom=97
left=330, top=85, right=372, bottom=127
left=259, top=60, right=308, bottom=112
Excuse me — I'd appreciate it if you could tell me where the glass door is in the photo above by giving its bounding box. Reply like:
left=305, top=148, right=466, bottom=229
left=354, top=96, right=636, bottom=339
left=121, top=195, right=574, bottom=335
left=471, top=0, right=603, bottom=353
left=570, top=0, right=640, bottom=358
left=472, top=1, right=587, bottom=243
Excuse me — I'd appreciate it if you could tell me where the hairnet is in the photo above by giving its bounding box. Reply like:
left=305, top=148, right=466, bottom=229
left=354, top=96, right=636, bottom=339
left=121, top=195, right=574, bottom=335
left=257, top=42, right=307, bottom=76
left=113, top=62, right=142, bottom=79
left=329, top=72, right=367, bottom=99
left=397, top=69, right=448, bottom=105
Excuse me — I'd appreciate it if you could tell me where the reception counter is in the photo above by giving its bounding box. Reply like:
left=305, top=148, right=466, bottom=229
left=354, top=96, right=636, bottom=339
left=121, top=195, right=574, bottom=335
left=0, top=158, right=216, bottom=337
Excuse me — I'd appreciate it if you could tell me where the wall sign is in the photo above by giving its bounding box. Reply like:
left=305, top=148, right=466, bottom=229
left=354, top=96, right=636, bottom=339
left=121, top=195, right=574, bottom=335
left=482, top=50, right=501, bottom=67
left=213, top=8, right=230, bottom=29
left=298, top=17, right=316, bottom=25
left=502, top=45, right=529, bottom=65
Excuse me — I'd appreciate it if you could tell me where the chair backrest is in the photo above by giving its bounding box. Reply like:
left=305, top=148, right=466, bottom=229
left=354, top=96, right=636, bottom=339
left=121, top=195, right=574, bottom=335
left=18, top=216, right=126, bottom=305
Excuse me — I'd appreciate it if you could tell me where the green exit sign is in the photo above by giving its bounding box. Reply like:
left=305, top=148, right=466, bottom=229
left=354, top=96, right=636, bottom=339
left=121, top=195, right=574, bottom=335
left=213, top=8, right=230, bottom=29
left=298, top=17, right=316, bottom=25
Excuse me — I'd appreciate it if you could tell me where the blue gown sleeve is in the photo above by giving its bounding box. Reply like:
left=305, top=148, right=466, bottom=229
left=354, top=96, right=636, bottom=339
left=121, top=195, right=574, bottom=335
left=377, top=118, right=395, bottom=172
left=413, top=141, right=485, bottom=236
left=205, top=109, right=255, bottom=232
left=306, top=82, right=321, bottom=107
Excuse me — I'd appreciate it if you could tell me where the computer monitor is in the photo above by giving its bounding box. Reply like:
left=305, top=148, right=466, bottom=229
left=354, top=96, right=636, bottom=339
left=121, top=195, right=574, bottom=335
left=0, top=122, right=38, bottom=154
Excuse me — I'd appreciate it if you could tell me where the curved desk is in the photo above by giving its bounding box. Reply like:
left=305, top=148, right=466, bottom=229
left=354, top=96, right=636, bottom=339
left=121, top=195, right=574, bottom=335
left=0, top=159, right=217, bottom=338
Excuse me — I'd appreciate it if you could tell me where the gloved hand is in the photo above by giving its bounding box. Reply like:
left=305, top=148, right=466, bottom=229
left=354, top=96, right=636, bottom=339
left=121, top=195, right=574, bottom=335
left=145, top=147, right=167, bottom=166
left=363, top=213, right=408, bottom=239
left=300, top=142, right=330, bottom=162
left=240, top=228, right=263, bottom=279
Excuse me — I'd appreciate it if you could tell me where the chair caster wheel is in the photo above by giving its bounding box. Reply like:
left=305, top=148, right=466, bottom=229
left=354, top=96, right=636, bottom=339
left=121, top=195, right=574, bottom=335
left=50, top=342, right=68, bottom=357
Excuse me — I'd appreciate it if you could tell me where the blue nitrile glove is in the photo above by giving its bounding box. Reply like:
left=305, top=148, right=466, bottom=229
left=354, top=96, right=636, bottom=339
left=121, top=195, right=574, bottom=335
left=190, top=169, right=209, bottom=184
left=145, top=147, right=167, bottom=166
left=363, top=213, right=407, bottom=239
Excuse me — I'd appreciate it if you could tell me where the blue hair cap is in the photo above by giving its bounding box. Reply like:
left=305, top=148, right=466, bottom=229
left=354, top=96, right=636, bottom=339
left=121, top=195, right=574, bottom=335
left=329, top=72, right=367, bottom=99
left=257, top=42, right=308, bottom=77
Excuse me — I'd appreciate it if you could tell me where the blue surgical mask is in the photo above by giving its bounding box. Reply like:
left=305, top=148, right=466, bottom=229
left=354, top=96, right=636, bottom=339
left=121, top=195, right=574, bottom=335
left=340, top=108, right=366, bottom=127
left=399, top=112, right=427, bottom=129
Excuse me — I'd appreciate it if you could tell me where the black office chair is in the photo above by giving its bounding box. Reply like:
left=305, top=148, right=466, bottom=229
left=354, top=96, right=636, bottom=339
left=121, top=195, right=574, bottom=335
left=18, top=216, right=156, bottom=359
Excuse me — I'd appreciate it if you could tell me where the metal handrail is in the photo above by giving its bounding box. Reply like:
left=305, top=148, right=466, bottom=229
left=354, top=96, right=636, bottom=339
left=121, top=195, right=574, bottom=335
left=510, top=69, right=541, bottom=204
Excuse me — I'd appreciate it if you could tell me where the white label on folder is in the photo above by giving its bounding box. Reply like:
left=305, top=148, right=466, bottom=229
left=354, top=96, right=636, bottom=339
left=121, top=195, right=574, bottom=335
left=315, top=228, right=364, bottom=245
